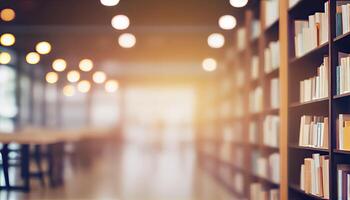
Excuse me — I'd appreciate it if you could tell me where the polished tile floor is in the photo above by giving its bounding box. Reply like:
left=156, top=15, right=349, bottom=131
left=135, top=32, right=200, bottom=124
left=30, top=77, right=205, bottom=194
left=0, top=144, right=232, bottom=200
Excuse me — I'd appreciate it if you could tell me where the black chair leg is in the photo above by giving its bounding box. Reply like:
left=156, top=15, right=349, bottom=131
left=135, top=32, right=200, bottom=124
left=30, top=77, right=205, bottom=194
left=34, top=145, right=45, bottom=187
left=1, top=144, right=10, bottom=190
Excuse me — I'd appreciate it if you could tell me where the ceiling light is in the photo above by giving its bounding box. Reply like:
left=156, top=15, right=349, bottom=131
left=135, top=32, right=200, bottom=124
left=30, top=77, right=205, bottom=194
left=46, top=72, right=58, bottom=84
left=105, top=80, right=119, bottom=93
left=0, top=8, right=15, bottom=22
left=100, top=0, right=120, bottom=6
left=111, top=15, right=130, bottom=30
left=77, top=80, right=91, bottom=93
left=67, top=70, right=80, bottom=83
left=229, top=0, right=248, bottom=8
left=0, top=33, right=15, bottom=46
left=207, top=33, right=225, bottom=49
left=219, top=15, right=237, bottom=30
left=93, top=71, right=107, bottom=84
left=79, top=59, right=94, bottom=72
left=0, top=52, right=11, bottom=64
left=35, top=41, right=52, bottom=55
left=63, top=85, right=75, bottom=97
left=26, top=52, right=40, bottom=64
left=202, top=58, right=217, bottom=72
left=118, top=33, right=136, bottom=48
left=52, top=59, right=67, bottom=72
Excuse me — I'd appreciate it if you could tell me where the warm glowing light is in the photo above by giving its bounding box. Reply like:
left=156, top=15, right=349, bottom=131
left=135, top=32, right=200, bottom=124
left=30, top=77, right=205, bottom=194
left=0, top=8, right=15, bottom=22
left=219, top=15, right=237, bottom=30
left=0, top=33, right=15, bottom=46
left=230, top=0, right=248, bottom=8
left=111, top=15, right=130, bottom=30
left=202, top=58, right=217, bottom=72
left=52, top=59, right=67, bottom=72
left=0, top=52, right=11, bottom=64
left=77, top=80, right=91, bottom=93
left=79, top=59, right=94, bottom=72
left=100, top=0, right=120, bottom=6
left=26, top=52, right=40, bottom=64
left=118, top=33, right=136, bottom=48
left=35, top=41, right=52, bottom=55
left=63, top=85, right=75, bottom=97
left=105, top=80, right=119, bottom=93
left=93, top=71, right=107, bottom=84
left=207, top=33, right=225, bottom=49
left=67, top=70, right=80, bottom=83
left=45, top=72, right=58, bottom=84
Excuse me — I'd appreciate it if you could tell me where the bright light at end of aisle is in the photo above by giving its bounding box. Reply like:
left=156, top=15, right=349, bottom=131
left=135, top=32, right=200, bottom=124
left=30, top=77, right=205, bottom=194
left=100, top=0, right=120, bottom=6
left=35, top=41, right=52, bottom=55
left=118, top=33, right=136, bottom=48
left=202, top=58, right=217, bottom=72
left=26, top=52, right=40, bottom=64
left=52, top=59, right=67, bottom=72
left=77, top=80, right=91, bottom=93
left=46, top=72, right=58, bottom=84
left=207, top=33, right=225, bottom=49
left=219, top=15, right=237, bottom=30
left=63, top=85, right=75, bottom=97
left=0, top=8, right=15, bottom=22
left=111, top=15, right=130, bottom=30
left=229, top=0, right=248, bottom=8
left=93, top=71, right=107, bottom=84
left=105, top=80, right=119, bottom=93
left=67, top=70, right=80, bottom=83
left=79, top=59, right=94, bottom=72
left=0, top=33, right=15, bottom=46
left=0, top=52, right=11, bottom=64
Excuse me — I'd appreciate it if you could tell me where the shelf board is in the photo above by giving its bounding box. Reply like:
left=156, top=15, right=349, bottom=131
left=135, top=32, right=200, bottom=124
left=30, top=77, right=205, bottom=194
left=289, top=184, right=327, bottom=200
left=289, top=97, right=329, bottom=108
left=334, top=92, right=350, bottom=100
left=251, top=174, right=280, bottom=188
left=261, top=145, right=280, bottom=152
left=289, top=43, right=329, bottom=67
left=289, top=144, right=329, bottom=153
left=264, top=107, right=279, bottom=115
left=265, top=68, right=279, bottom=79
left=265, top=19, right=279, bottom=39
left=333, top=149, right=350, bottom=155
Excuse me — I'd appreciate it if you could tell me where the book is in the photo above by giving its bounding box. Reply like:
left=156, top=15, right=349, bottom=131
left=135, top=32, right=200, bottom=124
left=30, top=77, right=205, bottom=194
left=249, top=86, right=263, bottom=113
left=251, top=55, right=259, bottom=80
left=338, top=114, right=350, bottom=150
left=337, top=165, right=350, bottom=200
left=265, top=0, right=279, bottom=28
left=263, top=115, right=280, bottom=148
left=270, top=78, right=280, bottom=109
left=264, top=41, right=280, bottom=74
left=299, top=115, right=328, bottom=149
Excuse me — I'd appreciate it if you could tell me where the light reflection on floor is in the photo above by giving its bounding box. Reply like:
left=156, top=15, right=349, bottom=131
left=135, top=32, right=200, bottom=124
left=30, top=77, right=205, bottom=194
left=0, top=144, right=233, bottom=200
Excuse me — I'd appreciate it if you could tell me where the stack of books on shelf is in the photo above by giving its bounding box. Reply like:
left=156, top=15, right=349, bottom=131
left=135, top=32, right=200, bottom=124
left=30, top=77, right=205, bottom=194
left=299, top=57, right=329, bottom=103
left=337, top=114, right=350, bottom=151
left=254, top=153, right=280, bottom=184
left=336, top=54, right=350, bottom=95
left=264, top=0, right=279, bottom=28
left=249, top=121, right=258, bottom=145
left=337, top=165, right=350, bottom=200
left=294, top=2, right=329, bottom=57
left=250, top=183, right=279, bottom=200
left=300, top=154, right=329, bottom=199
left=263, top=115, right=280, bottom=148
left=251, top=19, right=261, bottom=40
left=270, top=78, right=280, bottom=109
left=298, top=115, right=329, bottom=149
left=336, top=2, right=350, bottom=37
left=264, top=41, right=280, bottom=74
left=237, top=27, right=246, bottom=51
left=249, top=86, right=263, bottom=113
left=251, top=55, right=259, bottom=80
left=289, top=0, right=301, bottom=8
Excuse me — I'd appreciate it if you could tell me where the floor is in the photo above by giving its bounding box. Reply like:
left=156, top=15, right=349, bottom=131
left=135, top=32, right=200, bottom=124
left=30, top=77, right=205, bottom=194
left=0, top=144, right=232, bottom=200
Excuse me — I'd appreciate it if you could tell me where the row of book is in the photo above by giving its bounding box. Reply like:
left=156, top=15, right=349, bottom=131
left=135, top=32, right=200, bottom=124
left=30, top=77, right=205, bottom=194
left=338, top=165, right=350, bottom=200
left=250, top=183, right=279, bottom=200
left=249, top=86, right=263, bottom=113
left=251, top=19, right=260, bottom=41
left=294, top=2, right=329, bottom=57
left=338, top=114, right=350, bottom=151
left=298, top=115, right=329, bottom=149
left=299, top=56, right=329, bottom=103
left=263, top=115, right=280, bottom=148
left=300, top=153, right=329, bottom=199
left=336, top=2, right=350, bottom=37
left=264, top=0, right=279, bottom=28
left=337, top=54, right=350, bottom=95
left=249, top=121, right=258, bottom=145
left=270, top=78, right=280, bottom=109
left=252, top=152, right=280, bottom=184
left=264, top=40, right=280, bottom=74
left=251, top=55, right=259, bottom=80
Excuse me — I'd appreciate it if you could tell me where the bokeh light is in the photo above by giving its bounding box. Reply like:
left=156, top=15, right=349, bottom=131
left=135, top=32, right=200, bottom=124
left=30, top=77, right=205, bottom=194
left=118, top=33, right=136, bottom=48
left=77, top=80, right=91, bottom=93
left=0, top=52, right=11, bottom=64
left=46, top=72, right=59, bottom=84
left=0, top=33, right=15, bottom=46
left=52, top=59, right=67, bottom=72
left=35, top=41, right=52, bottom=55
left=111, top=15, right=130, bottom=30
left=105, top=80, right=119, bottom=93
left=93, top=71, right=107, bottom=84
left=207, top=33, right=225, bottom=49
left=67, top=70, right=80, bottom=83
left=79, top=59, right=94, bottom=72
left=0, top=8, right=15, bottom=22
left=63, top=85, right=75, bottom=97
left=202, top=58, right=217, bottom=72
left=26, top=52, right=40, bottom=64
left=219, top=15, right=237, bottom=30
